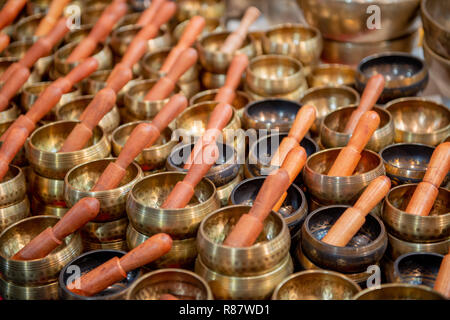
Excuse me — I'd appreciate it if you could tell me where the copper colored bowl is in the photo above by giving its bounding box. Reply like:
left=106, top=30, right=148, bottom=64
left=392, top=252, right=443, bottom=288
left=353, top=283, right=445, bottom=300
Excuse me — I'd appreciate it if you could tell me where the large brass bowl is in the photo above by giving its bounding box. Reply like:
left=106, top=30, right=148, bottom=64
left=176, top=0, right=225, bottom=22
left=0, top=197, right=30, bottom=233
left=0, top=165, right=27, bottom=206
left=307, top=64, right=356, bottom=88
left=421, top=0, right=450, bottom=59
left=353, top=283, right=445, bottom=300
left=392, top=252, right=443, bottom=288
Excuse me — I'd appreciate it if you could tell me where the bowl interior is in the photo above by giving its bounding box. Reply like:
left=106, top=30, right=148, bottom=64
left=300, top=87, right=358, bottom=119
left=324, top=106, right=390, bottom=132
left=114, top=123, right=172, bottom=148
left=381, top=144, right=434, bottom=172
left=267, top=25, right=317, bottom=44
left=395, top=253, right=442, bottom=287
left=356, top=285, right=443, bottom=300
left=250, top=56, right=301, bottom=80
left=359, top=55, right=424, bottom=83
left=424, top=0, right=450, bottom=30
left=169, top=142, right=234, bottom=169
left=246, top=99, right=301, bottom=125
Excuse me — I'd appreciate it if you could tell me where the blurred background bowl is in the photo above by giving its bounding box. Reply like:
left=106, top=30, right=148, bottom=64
left=307, top=64, right=356, bottom=88
left=421, top=0, right=450, bottom=59
left=353, top=283, right=445, bottom=300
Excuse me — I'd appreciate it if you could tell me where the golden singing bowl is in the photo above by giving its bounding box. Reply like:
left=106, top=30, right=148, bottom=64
left=392, top=252, right=443, bottom=288
left=0, top=274, right=59, bottom=300
left=303, top=148, right=385, bottom=205
left=216, top=173, right=242, bottom=207
left=82, top=239, right=128, bottom=252
left=307, top=64, right=356, bottom=88
left=246, top=55, right=306, bottom=96
left=201, top=71, right=228, bottom=89
left=0, top=197, right=30, bottom=233
left=195, top=253, right=293, bottom=300
left=28, top=169, right=65, bottom=206
left=25, top=120, right=111, bottom=179
left=126, top=268, right=213, bottom=300
left=112, top=121, right=176, bottom=172
left=197, top=205, right=291, bottom=276
left=302, top=205, right=387, bottom=274
left=63, top=23, right=93, bottom=45
left=173, top=18, right=221, bottom=43
left=64, top=158, right=143, bottom=222
left=320, top=106, right=394, bottom=152
left=126, top=225, right=197, bottom=269
left=82, top=217, right=128, bottom=243
left=59, top=249, right=141, bottom=300
left=0, top=216, right=83, bottom=285
left=0, top=165, right=27, bottom=206
left=385, top=97, right=450, bottom=146
left=12, top=13, right=43, bottom=41
left=79, top=0, right=111, bottom=24
left=421, top=0, right=450, bottom=60
left=244, top=81, right=308, bottom=101
left=353, top=283, right=445, bottom=300
left=272, top=270, right=360, bottom=300
left=115, top=12, right=141, bottom=29
left=177, top=80, right=201, bottom=99
left=31, top=196, right=69, bottom=218
left=423, top=39, right=450, bottom=97
left=196, top=31, right=256, bottom=73
left=56, top=95, right=120, bottom=135
left=382, top=184, right=450, bottom=243
left=176, top=0, right=225, bottom=22
left=262, top=23, right=323, bottom=67
left=26, top=0, right=52, bottom=15
left=126, top=172, right=220, bottom=239
left=387, top=233, right=449, bottom=261
left=299, top=85, right=360, bottom=135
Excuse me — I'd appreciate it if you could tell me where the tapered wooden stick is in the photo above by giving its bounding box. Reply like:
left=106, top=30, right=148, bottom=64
left=214, top=54, right=249, bottom=105
left=35, top=0, right=71, bottom=37
left=0, top=0, right=27, bottom=31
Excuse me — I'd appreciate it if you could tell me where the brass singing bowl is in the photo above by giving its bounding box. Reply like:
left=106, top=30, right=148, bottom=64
left=421, top=0, right=450, bottom=60
left=244, top=81, right=309, bottom=101
left=0, top=165, right=27, bottom=206
left=272, top=270, right=360, bottom=300
left=64, top=158, right=143, bottom=222
left=385, top=97, right=450, bottom=146
left=307, top=64, right=356, bottom=88
left=0, top=275, right=59, bottom=300
left=262, top=24, right=323, bottom=67
left=28, top=169, right=65, bottom=206
left=195, top=253, right=293, bottom=300
left=382, top=184, right=450, bottom=243
left=176, top=0, right=225, bottom=22
left=63, top=23, right=93, bottom=45
left=82, top=239, right=128, bottom=252
left=127, top=268, right=213, bottom=300
left=0, top=216, right=83, bottom=285
left=353, top=283, right=445, bottom=300
left=387, top=232, right=449, bottom=261
left=423, top=39, right=450, bottom=98
left=82, top=217, right=128, bottom=243
left=26, top=0, right=52, bottom=15
left=216, top=173, right=242, bottom=207
left=299, top=85, right=360, bottom=135
left=320, top=106, right=394, bottom=152
left=80, top=0, right=111, bottom=24
left=25, top=120, right=111, bottom=179
left=59, top=249, right=141, bottom=300
left=0, top=197, right=30, bottom=233
left=303, top=148, right=385, bottom=205
left=12, top=13, right=42, bottom=41
left=56, top=95, right=120, bottom=135
left=201, top=71, right=228, bottom=89
left=115, top=12, right=141, bottom=29
left=196, top=31, right=257, bottom=73
left=392, top=252, right=443, bottom=288
left=174, top=18, right=221, bottom=43
left=126, top=225, right=197, bottom=269
left=126, top=172, right=220, bottom=239
left=246, top=55, right=306, bottom=96
left=301, top=205, right=388, bottom=274
left=31, top=196, right=69, bottom=218
left=0, top=103, right=19, bottom=138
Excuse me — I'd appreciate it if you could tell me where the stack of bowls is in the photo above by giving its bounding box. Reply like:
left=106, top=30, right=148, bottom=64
left=126, top=172, right=221, bottom=269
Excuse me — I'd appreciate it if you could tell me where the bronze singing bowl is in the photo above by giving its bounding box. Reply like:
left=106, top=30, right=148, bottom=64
left=12, top=13, right=43, bottom=41
left=303, top=148, right=385, bottom=205
left=201, top=71, right=228, bottom=89
left=174, top=18, right=221, bottom=43
left=307, top=64, right=356, bottom=88
left=0, top=197, right=30, bottom=233
left=385, top=97, right=450, bottom=146
left=126, top=172, right=221, bottom=239
left=0, top=216, right=83, bottom=285
left=31, top=196, right=69, bottom=218
left=25, top=120, right=111, bottom=179
left=176, top=0, right=225, bottom=22
left=382, top=184, right=450, bottom=243
left=302, top=205, right=388, bottom=274
left=82, top=217, right=128, bottom=243
left=112, top=121, right=176, bottom=172
left=0, top=275, right=59, bottom=300
left=353, top=283, right=446, bottom=300
left=272, top=270, right=360, bottom=300
left=195, top=253, right=293, bottom=300
left=320, top=106, right=394, bottom=152
left=423, top=39, right=450, bottom=98
left=421, top=0, right=450, bottom=60
left=392, top=252, right=443, bottom=288
left=82, top=239, right=128, bottom=252
left=196, top=31, right=257, bottom=73
left=299, top=85, right=360, bottom=135
left=386, top=232, right=449, bottom=261
left=196, top=205, right=290, bottom=276
left=28, top=169, right=65, bottom=206
left=115, top=12, right=142, bottom=29
left=127, top=268, right=213, bottom=300
left=56, top=95, right=120, bottom=135
left=262, top=23, right=323, bottom=67
left=64, top=158, right=143, bottom=222
left=0, top=165, right=27, bottom=206
left=126, top=225, right=197, bottom=269
left=59, top=249, right=141, bottom=300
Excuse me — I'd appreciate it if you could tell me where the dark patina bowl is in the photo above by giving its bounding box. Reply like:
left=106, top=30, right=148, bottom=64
left=392, top=252, right=443, bottom=288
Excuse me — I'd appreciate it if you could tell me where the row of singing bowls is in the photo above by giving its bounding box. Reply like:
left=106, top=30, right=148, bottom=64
left=354, top=283, right=445, bottom=300
left=64, top=158, right=143, bottom=222
left=307, top=64, right=356, bottom=88
left=421, top=0, right=450, bottom=60
left=320, top=106, right=394, bottom=152
left=126, top=172, right=221, bottom=239
left=385, top=97, right=450, bottom=146
left=423, top=39, right=450, bottom=98
left=25, top=120, right=111, bottom=179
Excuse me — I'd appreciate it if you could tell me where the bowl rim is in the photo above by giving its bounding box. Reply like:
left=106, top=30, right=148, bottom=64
left=197, top=30, right=254, bottom=56
left=189, top=88, right=251, bottom=108
left=393, top=251, right=444, bottom=281
left=423, top=38, right=450, bottom=65
left=0, top=164, right=23, bottom=189
left=353, top=283, right=446, bottom=300
left=243, top=98, right=302, bottom=127
left=299, top=84, right=360, bottom=105
left=247, top=54, right=304, bottom=84
left=264, top=23, right=322, bottom=45
left=421, top=0, right=450, bottom=35
left=379, top=142, right=435, bottom=172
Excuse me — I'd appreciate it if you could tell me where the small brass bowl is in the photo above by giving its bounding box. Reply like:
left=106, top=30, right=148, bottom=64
left=301, top=205, right=388, bottom=273
left=272, top=270, right=360, bottom=300
left=56, top=95, right=120, bottom=135
left=303, top=148, right=385, bottom=205
left=63, top=24, right=93, bottom=45
left=176, top=0, right=225, bottom=22
left=421, top=0, right=450, bottom=60
left=242, top=99, right=301, bottom=132
left=28, top=169, right=65, bottom=206
left=64, top=158, right=143, bottom=222
left=59, top=249, right=141, bottom=300
left=246, top=55, right=306, bottom=96
left=31, top=196, right=69, bottom=218
left=0, top=165, right=27, bottom=206
left=82, top=240, right=128, bottom=252
left=197, top=205, right=290, bottom=276
left=262, top=24, right=323, bottom=67
left=423, top=39, right=450, bottom=97
left=126, top=172, right=221, bottom=239
left=126, top=225, right=197, bottom=269
left=196, top=31, right=256, bottom=73
left=12, top=13, right=42, bottom=41
left=124, top=79, right=181, bottom=120
left=244, top=81, right=309, bottom=101
left=82, top=217, right=128, bottom=243
left=173, top=18, right=221, bottom=43
left=356, top=53, right=429, bottom=103
left=385, top=98, right=450, bottom=146
left=387, top=233, right=449, bottom=261
left=126, top=268, right=213, bottom=300
left=0, top=275, right=59, bottom=300
left=195, top=253, right=294, bottom=300
left=25, top=120, right=111, bottom=179
left=0, top=197, right=30, bottom=233
left=112, top=121, right=176, bottom=172
left=393, top=252, right=443, bottom=288
left=26, top=0, right=52, bottom=15
left=201, top=70, right=228, bottom=89
left=382, top=184, right=450, bottom=243
left=0, top=216, right=83, bottom=285
left=307, top=64, right=356, bottom=88
left=299, top=85, right=360, bottom=135
left=320, top=106, right=395, bottom=152
left=353, top=283, right=446, bottom=300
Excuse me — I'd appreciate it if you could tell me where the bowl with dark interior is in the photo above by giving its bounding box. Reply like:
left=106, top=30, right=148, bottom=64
left=392, top=252, right=443, bottom=288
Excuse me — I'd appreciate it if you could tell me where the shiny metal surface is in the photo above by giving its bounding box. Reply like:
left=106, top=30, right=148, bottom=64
left=0, top=165, right=27, bottom=206
left=176, top=0, right=225, bottom=22
left=421, top=0, right=450, bottom=59
left=353, top=283, right=445, bottom=300
left=307, top=64, right=356, bottom=88
left=422, top=39, right=450, bottom=99
left=28, top=169, right=65, bottom=206
left=392, top=252, right=443, bottom=288
left=82, top=217, right=129, bottom=243
left=12, top=13, right=42, bottom=41
left=0, top=197, right=30, bottom=233
left=0, top=275, right=59, bottom=300
left=386, top=232, right=449, bottom=261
